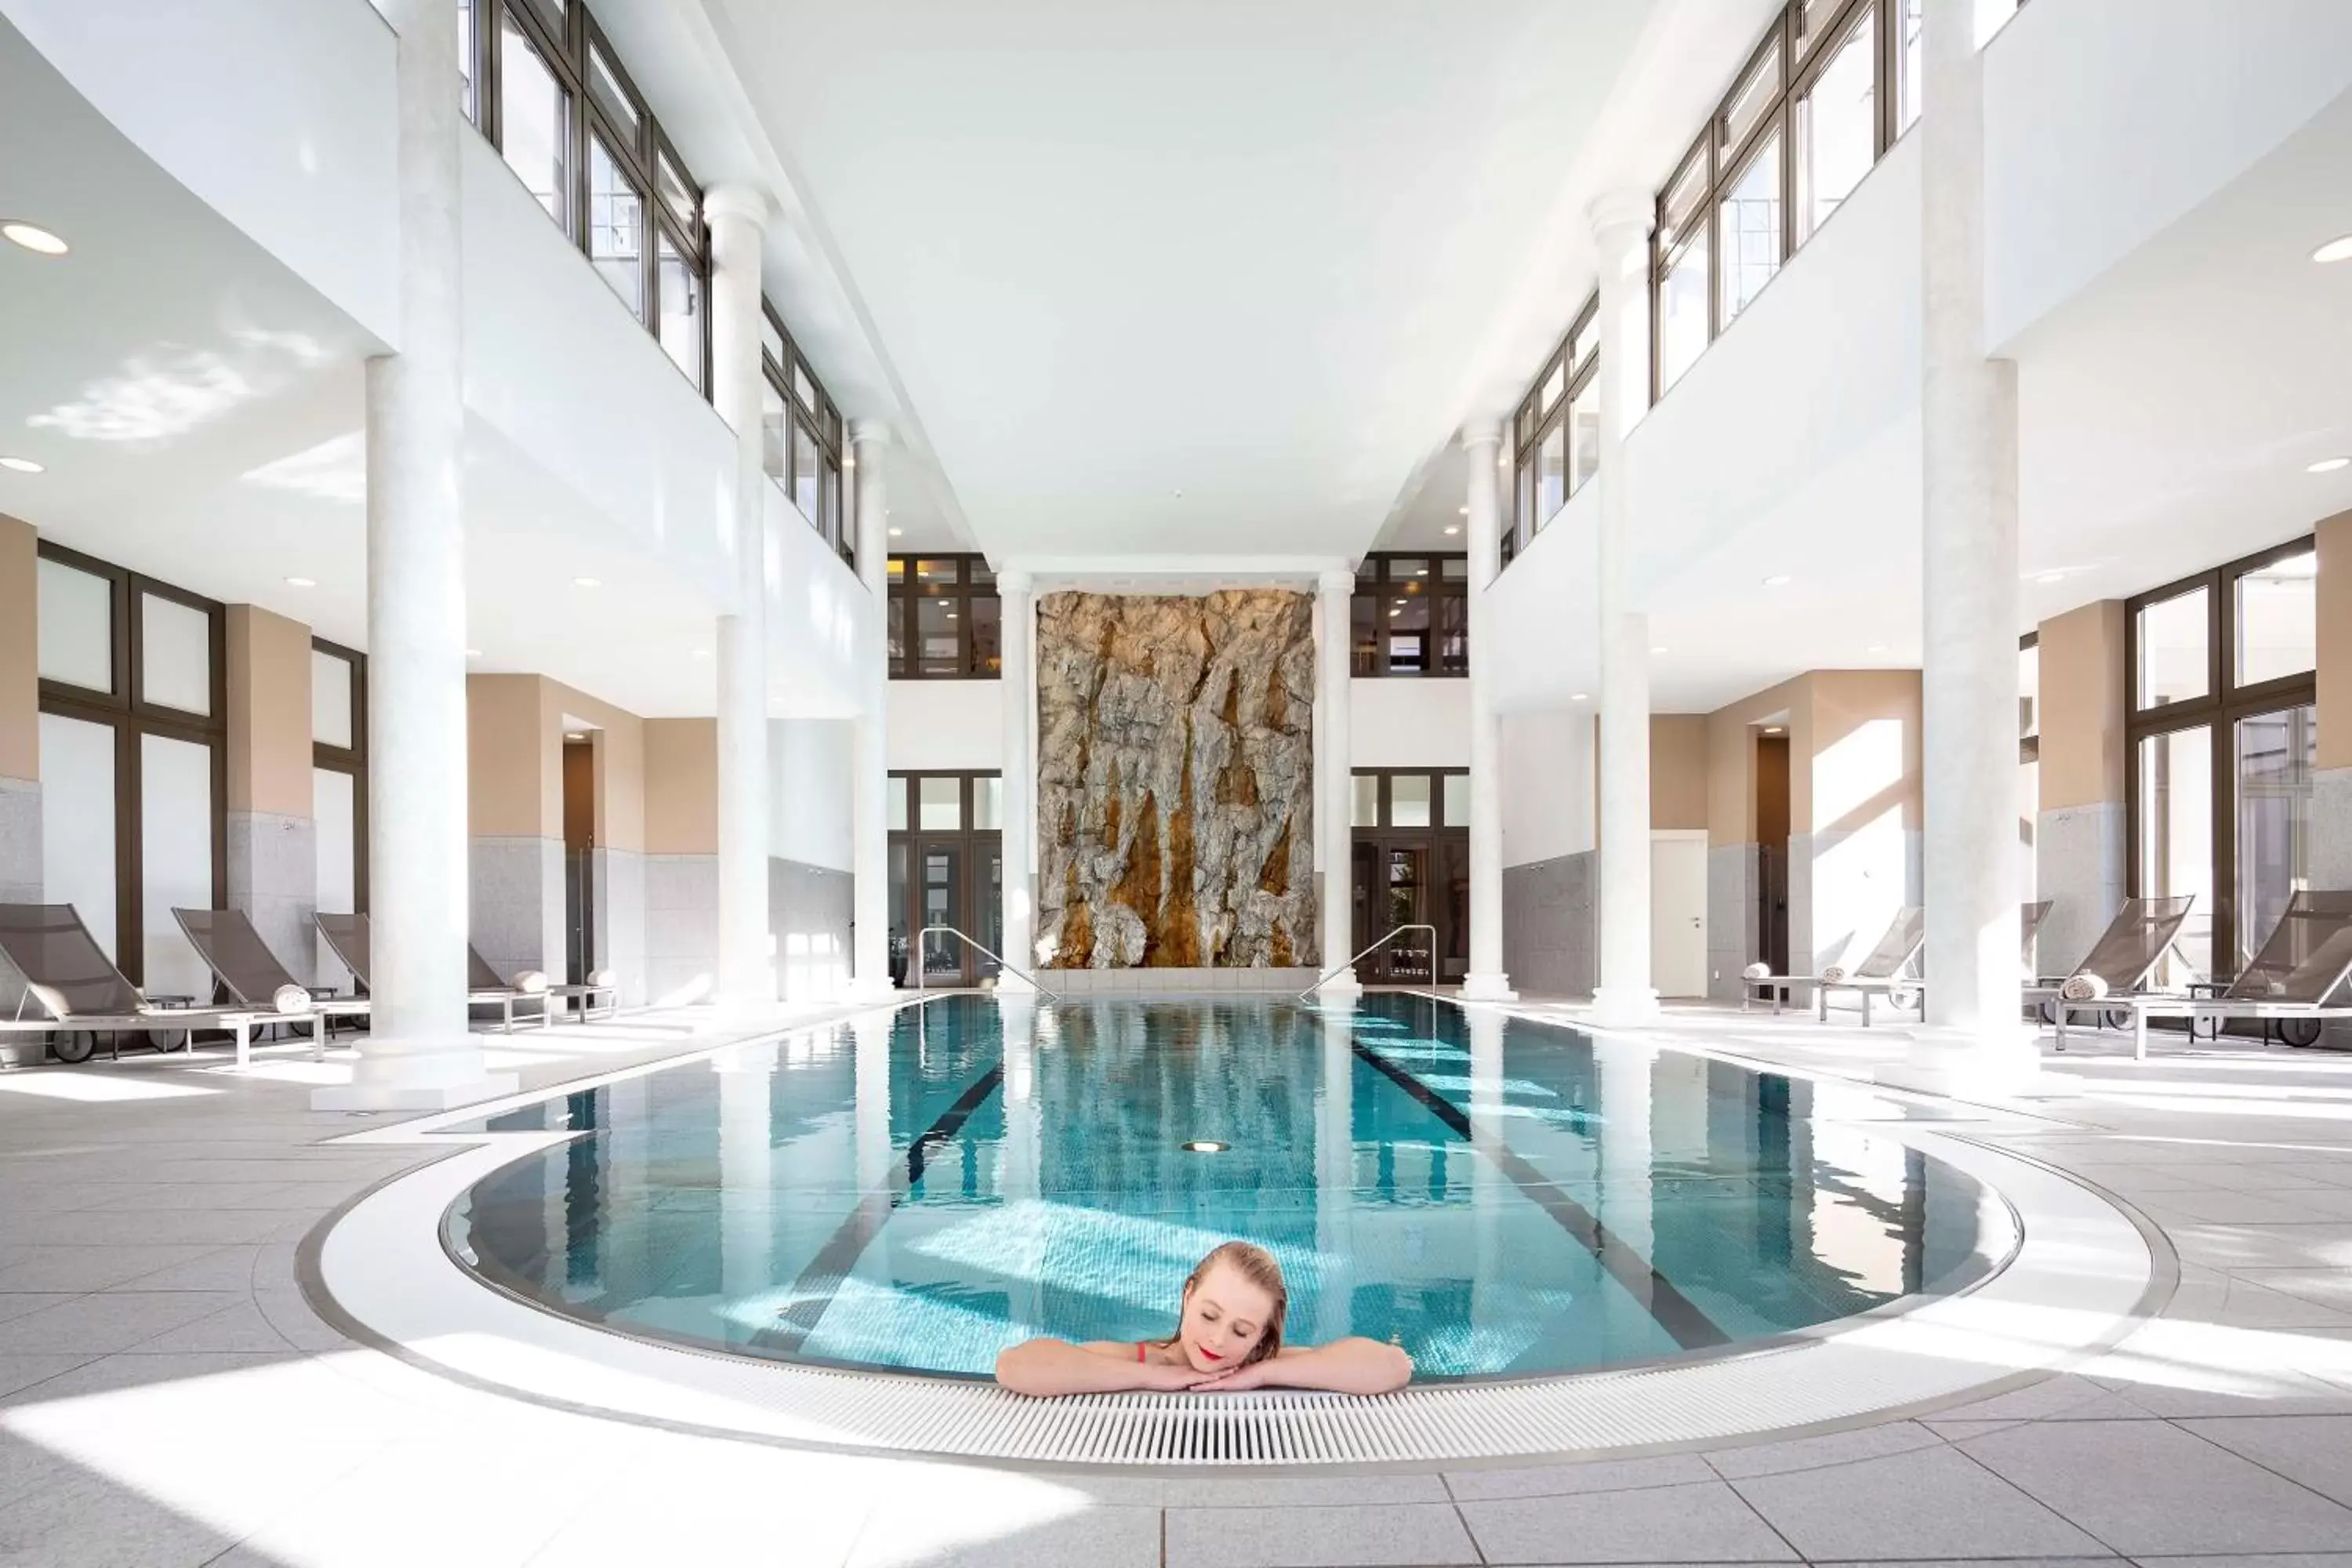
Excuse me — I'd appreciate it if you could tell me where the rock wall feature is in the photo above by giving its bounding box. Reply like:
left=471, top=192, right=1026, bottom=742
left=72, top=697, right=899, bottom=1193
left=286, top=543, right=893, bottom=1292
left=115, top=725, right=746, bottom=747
left=1036, top=590, right=1316, bottom=968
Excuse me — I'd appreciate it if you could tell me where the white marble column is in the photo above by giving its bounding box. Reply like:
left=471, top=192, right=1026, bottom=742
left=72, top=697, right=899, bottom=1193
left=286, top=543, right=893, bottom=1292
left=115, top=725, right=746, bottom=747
left=1461, top=430, right=1516, bottom=1001
left=1889, top=0, right=2035, bottom=1097
left=707, top=187, right=773, bottom=1011
left=849, top=423, right=896, bottom=998
left=317, top=0, right=511, bottom=1109
left=997, top=570, right=1038, bottom=990
left=1316, top=568, right=1361, bottom=993
left=1590, top=190, right=1661, bottom=1029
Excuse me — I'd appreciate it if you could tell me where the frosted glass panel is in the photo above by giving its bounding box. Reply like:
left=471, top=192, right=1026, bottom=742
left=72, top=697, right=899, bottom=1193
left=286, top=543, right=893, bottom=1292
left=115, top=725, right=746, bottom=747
left=918, top=776, right=961, bottom=832
left=314, top=767, right=357, bottom=990
left=312, top=650, right=354, bottom=749
left=1443, top=773, right=1470, bottom=829
left=1391, top=775, right=1432, bottom=829
left=38, top=713, right=117, bottom=961
left=141, top=593, right=212, bottom=716
left=36, top=558, right=112, bottom=692
left=1352, top=775, right=1379, bottom=829
left=971, top=775, right=1003, bottom=831
left=140, top=733, right=214, bottom=999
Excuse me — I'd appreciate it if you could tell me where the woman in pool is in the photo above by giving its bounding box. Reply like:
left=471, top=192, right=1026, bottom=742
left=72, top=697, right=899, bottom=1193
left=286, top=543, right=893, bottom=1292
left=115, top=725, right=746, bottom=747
left=994, top=1241, right=1413, bottom=1397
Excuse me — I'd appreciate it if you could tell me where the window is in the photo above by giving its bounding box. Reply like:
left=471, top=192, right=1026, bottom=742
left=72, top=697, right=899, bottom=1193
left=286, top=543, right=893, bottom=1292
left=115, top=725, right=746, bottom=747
left=586, top=40, right=640, bottom=137
left=34, top=543, right=227, bottom=992
left=1650, top=0, right=1916, bottom=401
left=655, top=230, right=702, bottom=386
left=459, top=0, right=479, bottom=122
left=1718, top=131, right=1784, bottom=325
left=886, top=556, right=1001, bottom=679
left=2126, top=539, right=2318, bottom=982
left=792, top=419, right=822, bottom=527
left=1898, top=0, right=1924, bottom=131
left=311, top=640, right=369, bottom=985
left=762, top=305, right=850, bottom=564
left=1503, top=296, right=1598, bottom=566
left=885, top=771, right=1004, bottom=985
left=1795, top=5, right=1877, bottom=242
left=1352, top=554, right=1468, bottom=677
left=586, top=133, right=644, bottom=315
left=497, top=8, right=568, bottom=228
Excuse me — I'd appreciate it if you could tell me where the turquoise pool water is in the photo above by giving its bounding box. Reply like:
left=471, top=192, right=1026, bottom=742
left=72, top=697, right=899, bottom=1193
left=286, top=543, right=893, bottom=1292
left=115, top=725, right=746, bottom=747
left=445, top=995, right=2000, bottom=1380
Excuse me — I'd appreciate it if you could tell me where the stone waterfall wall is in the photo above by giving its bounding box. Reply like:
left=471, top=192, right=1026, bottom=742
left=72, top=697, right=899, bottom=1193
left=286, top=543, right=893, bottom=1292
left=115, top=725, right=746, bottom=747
left=1036, top=590, right=1316, bottom=968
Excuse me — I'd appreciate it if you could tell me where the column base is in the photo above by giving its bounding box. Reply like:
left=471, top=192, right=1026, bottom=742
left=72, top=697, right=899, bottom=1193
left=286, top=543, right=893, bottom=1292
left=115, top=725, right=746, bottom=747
left=1875, top=1024, right=2048, bottom=1101
left=995, top=971, right=1041, bottom=997
left=311, top=1073, right=519, bottom=1112
left=846, top=978, right=908, bottom=1005
left=1589, top=985, right=1662, bottom=1029
left=1459, top=972, right=1518, bottom=1003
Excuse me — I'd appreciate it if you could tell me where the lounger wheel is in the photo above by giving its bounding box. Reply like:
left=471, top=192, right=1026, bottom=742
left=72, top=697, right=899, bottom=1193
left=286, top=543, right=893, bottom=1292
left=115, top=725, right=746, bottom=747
left=2037, top=998, right=2059, bottom=1025
left=50, top=1033, right=94, bottom=1065
left=2101, top=1007, right=2132, bottom=1032
left=2280, top=1018, right=2325, bottom=1049
left=144, top=1027, right=190, bottom=1054
left=1889, top=982, right=1922, bottom=1013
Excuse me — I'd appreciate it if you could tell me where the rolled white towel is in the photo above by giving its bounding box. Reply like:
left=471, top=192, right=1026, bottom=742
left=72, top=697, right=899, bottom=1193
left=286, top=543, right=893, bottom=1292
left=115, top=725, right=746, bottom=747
left=513, top=970, right=550, bottom=995
left=1741, top=962, right=1771, bottom=981
left=2059, top=972, right=2108, bottom=1003
left=272, top=984, right=316, bottom=1016
left=590, top=967, right=619, bottom=990
left=1820, top=966, right=1849, bottom=985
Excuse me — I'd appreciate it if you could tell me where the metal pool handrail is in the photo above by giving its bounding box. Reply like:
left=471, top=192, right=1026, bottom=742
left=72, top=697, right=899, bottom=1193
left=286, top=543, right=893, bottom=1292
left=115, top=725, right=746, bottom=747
left=913, top=925, right=1064, bottom=1002
left=1298, top=924, right=1436, bottom=1000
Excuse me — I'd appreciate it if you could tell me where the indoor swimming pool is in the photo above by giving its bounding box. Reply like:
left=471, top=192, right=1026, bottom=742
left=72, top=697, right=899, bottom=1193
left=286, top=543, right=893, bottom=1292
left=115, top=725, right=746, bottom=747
left=444, top=995, right=2008, bottom=1381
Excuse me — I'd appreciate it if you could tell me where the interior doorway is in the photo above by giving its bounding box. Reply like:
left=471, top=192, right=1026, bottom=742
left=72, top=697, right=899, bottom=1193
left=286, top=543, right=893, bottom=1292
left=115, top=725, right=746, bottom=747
left=562, top=728, right=597, bottom=988
left=1650, top=830, right=1709, bottom=997
left=1755, top=728, right=1791, bottom=975
left=1348, top=769, right=1468, bottom=985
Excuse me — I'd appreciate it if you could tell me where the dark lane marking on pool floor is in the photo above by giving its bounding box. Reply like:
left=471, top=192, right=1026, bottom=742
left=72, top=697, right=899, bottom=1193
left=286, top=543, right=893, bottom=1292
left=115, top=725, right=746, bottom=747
left=754, top=1059, right=1007, bottom=1356
left=1349, top=1040, right=1730, bottom=1352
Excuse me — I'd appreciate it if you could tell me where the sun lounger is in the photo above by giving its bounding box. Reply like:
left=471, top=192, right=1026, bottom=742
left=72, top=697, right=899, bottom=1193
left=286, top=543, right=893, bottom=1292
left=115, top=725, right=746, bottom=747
left=172, top=908, right=370, bottom=1065
left=2031, top=895, right=2196, bottom=1051
left=1741, top=906, right=1925, bottom=1027
left=2063, top=891, right=2352, bottom=1061
left=0, top=903, right=300, bottom=1067
left=314, top=913, right=616, bottom=1028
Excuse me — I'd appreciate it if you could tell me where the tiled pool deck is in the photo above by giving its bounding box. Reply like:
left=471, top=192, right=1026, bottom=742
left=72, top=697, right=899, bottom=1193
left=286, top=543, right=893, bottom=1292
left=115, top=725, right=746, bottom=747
left=4, top=998, right=2352, bottom=1566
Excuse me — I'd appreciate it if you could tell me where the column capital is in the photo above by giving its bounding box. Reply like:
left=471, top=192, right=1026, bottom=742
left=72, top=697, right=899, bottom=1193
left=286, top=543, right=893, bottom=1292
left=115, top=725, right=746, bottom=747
left=1458, top=423, right=1504, bottom=456
left=850, top=419, right=893, bottom=452
left=1588, top=187, right=1655, bottom=250
left=997, top=567, right=1034, bottom=597
left=1317, top=566, right=1357, bottom=598
left=703, top=183, right=776, bottom=230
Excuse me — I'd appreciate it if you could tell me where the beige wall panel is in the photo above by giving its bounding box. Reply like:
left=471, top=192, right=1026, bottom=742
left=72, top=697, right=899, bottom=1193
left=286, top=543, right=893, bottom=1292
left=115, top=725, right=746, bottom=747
left=1805, top=670, right=1923, bottom=836
left=544, top=680, right=647, bottom=855
left=225, top=605, right=315, bottom=818
left=468, top=674, right=555, bottom=838
left=1703, top=675, right=1809, bottom=845
left=2038, top=598, right=2129, bottom=809
left=2319, top=510, right=2352, bottom=771
left=1650, top=715, right=1710, bottom=831
left=644, top=717, right=718, bottom=855
left=0, top=516, right=36, bottom=782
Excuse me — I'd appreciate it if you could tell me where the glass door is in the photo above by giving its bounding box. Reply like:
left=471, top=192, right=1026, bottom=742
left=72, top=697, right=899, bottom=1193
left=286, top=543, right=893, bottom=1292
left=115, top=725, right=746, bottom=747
left=2235, top=706, right=2318, bottom=966
left=1381, top=846, right=1432, bottom=983
left=916, top=842, right=965, bottom=985
left=2137, top=725, right=2214, bottom=980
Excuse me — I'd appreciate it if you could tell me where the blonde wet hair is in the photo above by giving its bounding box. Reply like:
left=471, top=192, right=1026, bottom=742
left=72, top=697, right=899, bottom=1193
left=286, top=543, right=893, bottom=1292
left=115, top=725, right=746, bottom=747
left=1172, top=1241, right=1288, bottom=1367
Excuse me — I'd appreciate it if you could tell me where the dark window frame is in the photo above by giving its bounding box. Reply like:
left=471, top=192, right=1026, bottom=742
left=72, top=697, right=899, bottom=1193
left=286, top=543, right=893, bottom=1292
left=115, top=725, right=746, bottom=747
left=471, top=0, right=711, bottom=398
left=887, top=555, right=1002, bottom=680
left=2123, top=535, right=2318, bottom=979
left=1352, top=554, right=1468, bottom=679
left=1349, top=767, right=1472, bottom=983
left=762, top=301, right=850, bottom=566
left=885, top=770, right=1004, bottom=986
left=1504, top=294, right=1599, bottom=570
left=32, top=542, right=228, bottom=989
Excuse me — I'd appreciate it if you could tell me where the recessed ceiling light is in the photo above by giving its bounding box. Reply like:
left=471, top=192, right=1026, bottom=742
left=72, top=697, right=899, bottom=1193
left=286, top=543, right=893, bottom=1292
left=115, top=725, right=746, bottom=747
left=2307, top=457, right=2350, bottom=474
left=573, top=575, right=601, bottom=588
left=1, top=221, right=67, bottom=256
left=1413, top=568, right=1427, bottom=577
left=1443, top=525, right=1460, bottom=536
left=2312, top=234, right=2352, bottom=264
left=0, top=456, right=44, bottom=474
left=564, top=731, right=586, bottom=742
left=1762, top=574, right=1791, bottom=586
left=466, top=648, right=483, bottom=659
left=2034, top=570, right=2064, bottom=585
left=1388, top=608, right=1402, bottom=619
left=1457, top=506, right=1469, bottom=515
left=693, top=648, right=711, bottom=659
left=285, top=575, right=316, bottom=589
left=1867, top=642, right=1889, bottom=654
left=1570, top=692, right=1590, bottom=702
left=1650, top=645, right=1668, bottom=655
left=1172, top=488, right=1184, bottom=499
left=1763, top=725, right=1784, bottom=735
left=888, top=526, right=903, bottom=537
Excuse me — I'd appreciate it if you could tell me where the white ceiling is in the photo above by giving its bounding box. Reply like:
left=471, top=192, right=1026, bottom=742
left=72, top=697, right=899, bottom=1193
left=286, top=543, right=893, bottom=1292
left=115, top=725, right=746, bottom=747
left=707, top=0, right=1656, bottom=562
left=0, top=20, right=731, bottom=717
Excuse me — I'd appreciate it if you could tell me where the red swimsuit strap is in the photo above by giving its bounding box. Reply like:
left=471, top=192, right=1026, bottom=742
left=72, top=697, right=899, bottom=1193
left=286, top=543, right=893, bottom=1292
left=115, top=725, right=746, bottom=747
left=1136, top=1341, right=1146, bottom=1363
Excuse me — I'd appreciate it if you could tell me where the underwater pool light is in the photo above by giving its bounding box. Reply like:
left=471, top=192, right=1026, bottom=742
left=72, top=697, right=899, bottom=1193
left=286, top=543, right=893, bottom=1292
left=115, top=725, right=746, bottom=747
left=1180, top=1139, right=1229, bottom=1154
